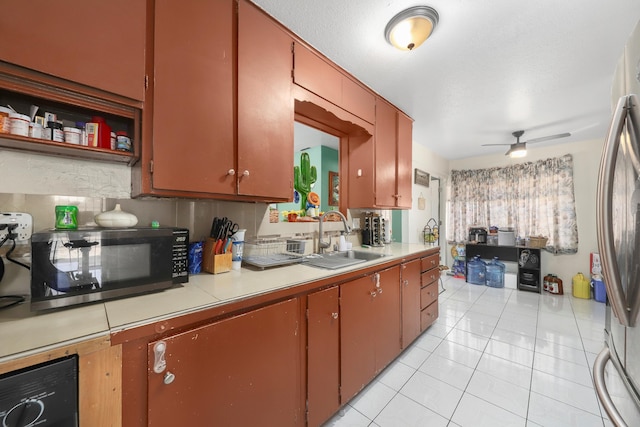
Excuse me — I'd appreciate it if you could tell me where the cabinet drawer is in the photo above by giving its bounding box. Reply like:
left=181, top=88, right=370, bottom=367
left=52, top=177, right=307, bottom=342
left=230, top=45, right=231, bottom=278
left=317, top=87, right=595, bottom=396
left=420, top=302, right=439, bottom=331
left=420, top=282, right=438, bottom=309
left=421, top=269, right=439, bottom=288
left=421, top=253, right=439, bottom=272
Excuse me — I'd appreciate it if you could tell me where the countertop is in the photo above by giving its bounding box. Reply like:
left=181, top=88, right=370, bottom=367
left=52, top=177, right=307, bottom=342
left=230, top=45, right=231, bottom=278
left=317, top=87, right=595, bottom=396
left=0, top=243, right=438, bottom=362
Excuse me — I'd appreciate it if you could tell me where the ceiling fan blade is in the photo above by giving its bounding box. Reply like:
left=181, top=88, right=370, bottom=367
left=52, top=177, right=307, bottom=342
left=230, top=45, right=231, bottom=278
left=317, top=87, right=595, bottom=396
left=525, top=132, right=571, bottom=144
left=481, top=143, right=512, bottom=146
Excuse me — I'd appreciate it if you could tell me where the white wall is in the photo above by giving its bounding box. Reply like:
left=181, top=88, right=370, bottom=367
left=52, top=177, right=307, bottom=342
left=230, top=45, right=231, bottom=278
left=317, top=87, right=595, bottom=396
left=449, top=138, right=604, bottom=289
left=405, top=144, right=450, bottom=252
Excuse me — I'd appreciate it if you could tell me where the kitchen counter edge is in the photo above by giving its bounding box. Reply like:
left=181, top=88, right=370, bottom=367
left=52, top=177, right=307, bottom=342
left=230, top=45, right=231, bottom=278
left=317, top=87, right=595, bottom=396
left=0, top=243, right=439, bottom=362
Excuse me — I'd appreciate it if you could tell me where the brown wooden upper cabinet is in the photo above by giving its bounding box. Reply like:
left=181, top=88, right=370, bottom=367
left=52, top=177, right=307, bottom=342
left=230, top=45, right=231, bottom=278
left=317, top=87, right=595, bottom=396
left=140, top=0, right=236, bottom=197
left=293, top=43, right=375, bottom=125
left=237, top=0, right=294, bottom=200
left=0, top=0, right=146, bottom=101
left=135, top=0, right=294, bottom=201
left=396, top=110, right=413, bottom=208
left=374, top=98, right=413, bottom=208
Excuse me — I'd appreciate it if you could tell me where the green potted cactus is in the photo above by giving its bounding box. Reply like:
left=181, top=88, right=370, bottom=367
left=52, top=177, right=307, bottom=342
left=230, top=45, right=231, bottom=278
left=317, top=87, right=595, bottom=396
left=293, top=152, right=317, bottom=214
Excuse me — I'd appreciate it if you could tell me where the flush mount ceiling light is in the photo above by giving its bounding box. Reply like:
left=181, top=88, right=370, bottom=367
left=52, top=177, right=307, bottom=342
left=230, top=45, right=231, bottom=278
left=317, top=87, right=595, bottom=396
left=506, top=143, right=527, bottom=158
left=385, top=6, right=439, bottom=51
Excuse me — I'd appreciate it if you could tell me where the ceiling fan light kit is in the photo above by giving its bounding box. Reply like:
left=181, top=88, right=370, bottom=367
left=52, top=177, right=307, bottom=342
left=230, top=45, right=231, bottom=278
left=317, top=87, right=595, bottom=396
left=507, top=143, right=527, bottom=158
left=385, top=6, right=439, bottom=51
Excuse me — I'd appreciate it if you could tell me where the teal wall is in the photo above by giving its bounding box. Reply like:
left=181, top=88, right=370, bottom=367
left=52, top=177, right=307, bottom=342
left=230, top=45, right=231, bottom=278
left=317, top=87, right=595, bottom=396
left=392, top=210, right=403, bottom=242
left=320, top=146, right=339, bottom=212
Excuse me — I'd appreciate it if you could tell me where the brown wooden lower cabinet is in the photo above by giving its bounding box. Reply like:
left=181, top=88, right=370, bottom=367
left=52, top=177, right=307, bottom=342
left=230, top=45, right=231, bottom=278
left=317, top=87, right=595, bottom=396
left=116, top=249, right=440, bottom=426
left=401, top=259, right=422, bottom=348
left=146, top=297, right=302, bottom=426
left=340, top=266, right=401, bottom=402
left=307, top=286, right=340, bottom=427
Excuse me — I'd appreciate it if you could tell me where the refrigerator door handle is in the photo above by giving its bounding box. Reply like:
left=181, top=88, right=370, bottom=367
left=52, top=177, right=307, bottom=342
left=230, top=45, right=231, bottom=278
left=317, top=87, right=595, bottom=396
left=597, top=95, right=632, bottom=326
left=626, top=94, right=640, bottom=324
left=626, top=95, right=640, bottom=173
left=594, top=346, right=629, bottom=427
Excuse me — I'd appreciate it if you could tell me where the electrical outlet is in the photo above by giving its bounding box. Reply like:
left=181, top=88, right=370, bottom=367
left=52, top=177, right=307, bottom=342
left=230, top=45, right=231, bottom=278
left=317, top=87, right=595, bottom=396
left=0, top=212, right=33, bottom=242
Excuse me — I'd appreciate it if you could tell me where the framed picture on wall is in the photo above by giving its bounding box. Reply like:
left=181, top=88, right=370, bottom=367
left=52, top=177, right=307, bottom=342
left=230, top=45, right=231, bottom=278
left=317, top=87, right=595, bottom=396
left=329, top=171, right=339, bottom=206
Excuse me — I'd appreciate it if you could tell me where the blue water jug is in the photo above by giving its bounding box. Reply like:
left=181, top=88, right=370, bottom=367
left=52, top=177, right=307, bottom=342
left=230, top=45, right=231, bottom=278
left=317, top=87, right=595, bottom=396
left=591, top=275, right=607, bottom=303
left=467, top=256, right=487, bottom=285
left=486, top=257, right=505, bottom=288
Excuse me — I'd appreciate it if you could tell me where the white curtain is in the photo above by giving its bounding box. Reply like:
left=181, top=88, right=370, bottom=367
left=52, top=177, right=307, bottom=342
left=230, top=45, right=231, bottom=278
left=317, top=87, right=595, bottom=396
left=446, top=154, right=578, bottom=254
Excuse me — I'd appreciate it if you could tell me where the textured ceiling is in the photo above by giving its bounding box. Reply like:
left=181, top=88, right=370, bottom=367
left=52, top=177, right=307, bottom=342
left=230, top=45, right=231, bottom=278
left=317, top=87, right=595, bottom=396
left=252, top=0, right=640, bottom=160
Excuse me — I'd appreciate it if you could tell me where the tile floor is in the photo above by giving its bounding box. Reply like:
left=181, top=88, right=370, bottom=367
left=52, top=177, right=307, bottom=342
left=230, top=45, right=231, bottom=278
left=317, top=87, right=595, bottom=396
left=323, top=276, right=612, bottom=427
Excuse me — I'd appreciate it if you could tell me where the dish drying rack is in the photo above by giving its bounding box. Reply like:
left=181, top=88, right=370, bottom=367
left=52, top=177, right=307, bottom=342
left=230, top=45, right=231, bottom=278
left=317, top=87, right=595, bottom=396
left=242, top=236, right=307, bottom=269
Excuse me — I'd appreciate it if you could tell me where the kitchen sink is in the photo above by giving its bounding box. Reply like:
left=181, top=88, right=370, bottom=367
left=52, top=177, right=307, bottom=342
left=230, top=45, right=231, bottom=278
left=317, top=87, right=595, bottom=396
left=303, top=250, right=387, bottom=270
left=337, top=250, right=388, bottom=261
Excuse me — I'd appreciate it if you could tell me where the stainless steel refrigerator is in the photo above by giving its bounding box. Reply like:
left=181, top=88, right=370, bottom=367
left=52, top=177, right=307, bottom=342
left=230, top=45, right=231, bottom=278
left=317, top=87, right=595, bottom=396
left=594, top=18, right=640, bottom=426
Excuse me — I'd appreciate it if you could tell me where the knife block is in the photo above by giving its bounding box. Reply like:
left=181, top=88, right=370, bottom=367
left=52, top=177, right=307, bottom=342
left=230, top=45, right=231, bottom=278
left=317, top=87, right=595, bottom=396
left=203, top=238, right=232, bottom=274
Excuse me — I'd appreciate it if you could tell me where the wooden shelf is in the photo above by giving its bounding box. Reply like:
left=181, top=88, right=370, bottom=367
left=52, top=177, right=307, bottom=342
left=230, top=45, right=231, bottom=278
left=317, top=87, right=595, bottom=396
left=0, top=134, right=137, bottom=165
left=0, top=63, right=141, bottom=167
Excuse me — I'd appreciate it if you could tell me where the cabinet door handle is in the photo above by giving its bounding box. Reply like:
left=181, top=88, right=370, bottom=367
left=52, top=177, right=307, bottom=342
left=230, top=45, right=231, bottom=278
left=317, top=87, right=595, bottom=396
left=163, top=371, right=175, bottom=385
left=403, top=279, right=409, bottom=286
left=331, top=312, right=339, bottom=319
left=153, top=341, right=167, bottom=374
left=227, top=169, right=236, bottom=176
left=370, top=291, right=377, bottom=297
left=242, top=170, right=250, bottom=177
left=377, top=288, right=383, bottom=295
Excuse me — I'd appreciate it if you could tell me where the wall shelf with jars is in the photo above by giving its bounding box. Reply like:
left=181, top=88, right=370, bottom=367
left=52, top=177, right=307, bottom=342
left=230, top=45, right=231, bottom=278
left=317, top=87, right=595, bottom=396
left=0, top=65, right=140, bottom=166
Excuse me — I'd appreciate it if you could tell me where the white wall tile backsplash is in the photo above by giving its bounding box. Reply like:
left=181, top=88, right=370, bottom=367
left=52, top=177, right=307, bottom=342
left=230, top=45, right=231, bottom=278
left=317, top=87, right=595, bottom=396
left=0, top=151, right=131, bottom=198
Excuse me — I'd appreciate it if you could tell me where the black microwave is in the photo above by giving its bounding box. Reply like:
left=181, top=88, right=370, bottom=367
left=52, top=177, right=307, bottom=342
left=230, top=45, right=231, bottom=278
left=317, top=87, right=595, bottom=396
left=30, top=227, right=188, bottom=311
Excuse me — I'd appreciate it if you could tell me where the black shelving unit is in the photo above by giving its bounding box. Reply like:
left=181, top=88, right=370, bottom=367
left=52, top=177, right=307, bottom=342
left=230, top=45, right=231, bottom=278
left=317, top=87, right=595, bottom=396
left=465, top=244, right=542, bottom=293
left=517, top=247, right=541, bottom=293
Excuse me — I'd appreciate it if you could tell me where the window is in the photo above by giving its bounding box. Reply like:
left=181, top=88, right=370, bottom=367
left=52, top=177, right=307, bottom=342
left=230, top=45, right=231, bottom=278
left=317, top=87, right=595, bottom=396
left=447, top=154, right=578, bottom=254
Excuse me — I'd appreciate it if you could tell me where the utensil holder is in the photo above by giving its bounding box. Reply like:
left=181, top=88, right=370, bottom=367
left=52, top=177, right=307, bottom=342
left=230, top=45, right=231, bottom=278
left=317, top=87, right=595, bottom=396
left=203, top=238, right=232, bottom=274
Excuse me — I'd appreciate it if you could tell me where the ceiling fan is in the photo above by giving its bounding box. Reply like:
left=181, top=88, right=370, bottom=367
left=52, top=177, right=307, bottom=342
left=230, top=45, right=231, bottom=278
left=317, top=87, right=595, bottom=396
left=483, top=130, right=571, bottom=158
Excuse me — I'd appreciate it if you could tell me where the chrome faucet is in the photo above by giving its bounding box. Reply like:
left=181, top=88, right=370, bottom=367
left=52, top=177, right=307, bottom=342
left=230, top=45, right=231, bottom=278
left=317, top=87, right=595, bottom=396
left=318, top=211, right=351, bottom=253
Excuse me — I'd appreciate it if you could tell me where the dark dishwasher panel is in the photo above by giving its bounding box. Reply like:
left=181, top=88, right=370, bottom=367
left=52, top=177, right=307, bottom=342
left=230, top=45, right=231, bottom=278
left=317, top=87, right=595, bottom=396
left=0, top=355, right=78, bottom=427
